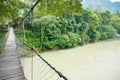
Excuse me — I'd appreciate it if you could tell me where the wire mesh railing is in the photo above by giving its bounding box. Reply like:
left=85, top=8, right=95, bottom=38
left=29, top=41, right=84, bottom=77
left=15, top=36, right=68, bottom=80
left=14, top=0, right=68, bottom=79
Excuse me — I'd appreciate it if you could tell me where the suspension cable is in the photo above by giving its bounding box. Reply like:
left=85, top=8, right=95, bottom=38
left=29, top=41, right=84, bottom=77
left=19, top=0, right=40, bottom=25
left=16, top=0, right=68, bottom=79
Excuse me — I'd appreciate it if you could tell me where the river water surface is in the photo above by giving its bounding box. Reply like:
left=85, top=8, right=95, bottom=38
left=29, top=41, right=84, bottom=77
left=22, top=40, right=120, bottom=80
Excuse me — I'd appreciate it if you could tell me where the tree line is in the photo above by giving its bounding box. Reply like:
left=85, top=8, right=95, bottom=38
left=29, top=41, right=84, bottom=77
left=16, top=8, right=120, bottom=51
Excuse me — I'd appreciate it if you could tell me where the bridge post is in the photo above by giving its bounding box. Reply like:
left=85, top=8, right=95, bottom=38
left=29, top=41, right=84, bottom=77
left=30, top=7, right=34, bottom=80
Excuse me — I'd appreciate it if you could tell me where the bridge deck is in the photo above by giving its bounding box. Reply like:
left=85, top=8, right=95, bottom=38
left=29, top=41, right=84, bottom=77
left=0, top=28, right=26, bottom=80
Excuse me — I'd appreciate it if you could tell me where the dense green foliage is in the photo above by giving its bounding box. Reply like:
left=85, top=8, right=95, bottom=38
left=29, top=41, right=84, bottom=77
left=15, top=9, right=118, bottom=52
left=37, top=0, right=82, bottom=16
left=0, top=0, right=25, bottom=19
left=111, top=11, right=120, bottom=34
left=0, top=26, right=7, bottom=54
left=25, top=0, right=82, bottom=17
left=0, top=0, right=25, bottom=31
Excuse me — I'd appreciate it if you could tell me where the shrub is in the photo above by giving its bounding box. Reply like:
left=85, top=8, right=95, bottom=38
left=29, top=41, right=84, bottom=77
left=43, top=41, right=56, bottom=49
left=105, top=26, right=117, bottom=38
left=99, top=33, right=107, bottom=40
left=67, top=32, right=81, bottom=47
left=80, top=33, right=90, bottom=44
left=58, top=34, right=70, bottom=49
left=88, top=27, right=100, bottom=42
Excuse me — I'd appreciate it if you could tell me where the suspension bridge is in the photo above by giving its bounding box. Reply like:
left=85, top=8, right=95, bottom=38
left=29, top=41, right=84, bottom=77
left=0, top=28, right=26, bottom=80
left=0, top=28, right=68, bottom=80
left=0, top=0, right=68, bottom=80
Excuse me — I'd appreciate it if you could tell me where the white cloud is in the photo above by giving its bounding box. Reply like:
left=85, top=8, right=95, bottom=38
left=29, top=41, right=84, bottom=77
left=110, top=0, right=120, bottom=2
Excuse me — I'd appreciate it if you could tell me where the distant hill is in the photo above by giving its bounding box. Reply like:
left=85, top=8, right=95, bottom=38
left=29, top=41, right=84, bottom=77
left=82, top=0, right=120, bottom=13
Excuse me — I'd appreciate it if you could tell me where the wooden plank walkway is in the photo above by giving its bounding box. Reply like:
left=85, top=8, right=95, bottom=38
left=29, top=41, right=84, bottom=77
left=0, top=28, right=26, bottom=80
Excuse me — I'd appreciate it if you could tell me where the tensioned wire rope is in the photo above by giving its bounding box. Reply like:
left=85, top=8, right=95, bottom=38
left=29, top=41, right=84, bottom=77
left=15, top=0, right=68, bottom=80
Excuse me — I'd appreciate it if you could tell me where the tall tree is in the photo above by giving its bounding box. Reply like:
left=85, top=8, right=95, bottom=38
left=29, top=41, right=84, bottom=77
left=0, top=0, right=25, bottom=22
left=100, top=11, right=111, bottom=25
left=111, top=11, right=120, bottom=33
left=35, top=0, right=83, bottom=17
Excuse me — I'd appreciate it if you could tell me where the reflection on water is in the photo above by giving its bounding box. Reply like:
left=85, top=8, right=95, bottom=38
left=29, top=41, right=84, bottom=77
left=22, top=40, right=120, bottom=80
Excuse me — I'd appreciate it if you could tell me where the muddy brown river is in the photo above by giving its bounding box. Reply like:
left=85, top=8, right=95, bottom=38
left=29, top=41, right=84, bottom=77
left=22, top=40, right=120, bottom=80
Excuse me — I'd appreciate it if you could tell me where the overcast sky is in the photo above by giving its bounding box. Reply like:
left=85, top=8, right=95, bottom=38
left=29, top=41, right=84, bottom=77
left=110, top=0, right=120, bottom=2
